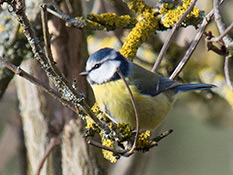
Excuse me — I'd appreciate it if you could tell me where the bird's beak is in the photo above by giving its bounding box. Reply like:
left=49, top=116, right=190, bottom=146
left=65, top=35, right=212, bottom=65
left=79, top=71, right=89, bottom=76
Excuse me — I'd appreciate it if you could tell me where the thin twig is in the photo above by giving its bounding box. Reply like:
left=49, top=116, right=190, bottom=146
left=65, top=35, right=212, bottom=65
left=0, top=56, right=60, bottom=100
left=41, top=4, right=81, bottom=95
left=87, top=139, right=125, bottom=154
left=41, top=4, right=64, bottom=85
left=210, top=22, right=233, bottom=42
left=116, top=68, right=139, bottom=157
left=213, top=0, right=233, bottom=91
left=0, top=56, right=106, bottom=131
left=47, top=7, right=86, bottom=28
left=47, top=7, right=63, bottom=19
left=36, top=137, right=61, bottom=175
left=0, top=56, right=76, bottom=112
left=224, top=56, right=233, bottom=91
left=169, top=0, right=225, bottom=80
left=153, top=129, right=173, bottom=142
left=151, top=0, right=198, bottom=73
left=213, top=0, right=232, bottom=45
left=205, top=31, right=226, bottom=56
left=40, top=4, right=54, bottom=64
left=148, top=129, right=173, bottom=148
left=7, top=0, right=106, bottom=129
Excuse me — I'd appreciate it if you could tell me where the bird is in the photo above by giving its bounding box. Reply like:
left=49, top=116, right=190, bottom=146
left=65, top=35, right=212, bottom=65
left=80, top=48, right=215, bottom=130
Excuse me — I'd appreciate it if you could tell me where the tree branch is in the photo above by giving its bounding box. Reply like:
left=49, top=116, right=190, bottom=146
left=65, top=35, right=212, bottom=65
left=213, top=0, right=233, bottom=91
left=224, top=56, right=233, bottom=91
left=36, top=137, right=61, bottom=175
left=116, top=68, right=139, bottom=157
left=169, top=0, right=225, bottom=80
left=151, top=0, right=198, bottom=73
left=210, top=22, right=233, bottom=42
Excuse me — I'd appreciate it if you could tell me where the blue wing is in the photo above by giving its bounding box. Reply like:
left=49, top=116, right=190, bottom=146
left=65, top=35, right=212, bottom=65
left=128, top=64, right=215, bottom=96
left=172, top=83, right=216, bottom=93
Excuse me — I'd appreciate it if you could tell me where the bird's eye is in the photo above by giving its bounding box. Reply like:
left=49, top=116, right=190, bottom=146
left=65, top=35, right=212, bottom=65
left=93, top=63, right=101, bottom=69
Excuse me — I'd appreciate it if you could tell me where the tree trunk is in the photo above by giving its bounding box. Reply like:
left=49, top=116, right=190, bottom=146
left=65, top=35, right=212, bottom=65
left=15, top=0, right=107, bottom=174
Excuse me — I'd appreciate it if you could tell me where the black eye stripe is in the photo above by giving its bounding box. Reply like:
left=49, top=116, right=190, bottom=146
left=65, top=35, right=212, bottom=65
left=94, top=63, right=101, bottom=69
left=90, top=58, right=117, bottom=72
left=90, top=63, right=101, bottom=71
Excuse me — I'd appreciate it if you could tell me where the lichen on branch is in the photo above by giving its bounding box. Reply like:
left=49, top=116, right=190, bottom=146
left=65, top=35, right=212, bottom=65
left=157, top=0, right=203, bottom=29
left=87, top=13, right=137, bottom=31
left=120, top=0, right=159, bottom=60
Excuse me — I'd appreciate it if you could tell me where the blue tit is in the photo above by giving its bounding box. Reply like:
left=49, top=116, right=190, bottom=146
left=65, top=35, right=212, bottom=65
left=80, top=48, right=215, bottom=130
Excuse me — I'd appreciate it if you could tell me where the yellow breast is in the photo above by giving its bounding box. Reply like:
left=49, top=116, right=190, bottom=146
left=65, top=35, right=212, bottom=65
left=92, top=80, right=173, bottom=130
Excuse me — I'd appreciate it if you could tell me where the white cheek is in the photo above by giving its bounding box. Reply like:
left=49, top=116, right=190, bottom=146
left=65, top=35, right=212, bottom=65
left=89, top=61, right=120, bottom=84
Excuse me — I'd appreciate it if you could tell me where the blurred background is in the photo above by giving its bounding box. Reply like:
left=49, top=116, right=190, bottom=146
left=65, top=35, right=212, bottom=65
left=0, top=0, right=233, bottom=175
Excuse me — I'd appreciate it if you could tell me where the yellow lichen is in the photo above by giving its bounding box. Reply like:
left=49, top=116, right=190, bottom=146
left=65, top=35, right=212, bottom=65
left=137, top=130, right=151, bottom=149
left=91, top=102, right=109, bottom=122
left=91, top=102, right=100, bottom=113
left=85, top=102, right=109, bottom=130
left=87, top=13, right=137, bottom=31
left=120, top=11, right=159, bottom=60
left=84, top=104, right=99, bottom=130
left=85, top=116, right=96, bottom=129
left=101, top=138, right=119, bottom=163
left=119, top=0, right=160, bottom=60
left=123, top=0, right=152, bottom=13
left=117, top=123, right=132, bottom=138
left=18, top=25, right=24, bottom=34
left=76, top=16, right=105, bottom=30
left=159, top=0, right=202, bottom=28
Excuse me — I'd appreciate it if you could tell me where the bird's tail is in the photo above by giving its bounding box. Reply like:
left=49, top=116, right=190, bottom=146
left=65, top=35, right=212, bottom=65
left=173, top=83, right=216, bottom=93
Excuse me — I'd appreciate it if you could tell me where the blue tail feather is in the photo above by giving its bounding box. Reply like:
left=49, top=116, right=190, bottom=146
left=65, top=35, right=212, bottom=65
left=173, top=83, right=216, bottom=94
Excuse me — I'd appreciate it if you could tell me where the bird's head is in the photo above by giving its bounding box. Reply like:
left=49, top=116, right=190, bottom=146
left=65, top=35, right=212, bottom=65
left=80, top=48, right=132, bottom=85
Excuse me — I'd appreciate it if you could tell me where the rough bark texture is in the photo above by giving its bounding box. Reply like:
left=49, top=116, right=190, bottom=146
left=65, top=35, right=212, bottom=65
left=14, top=0, right=107, bottom=174
left=15, top=60, right=51, bottom=175
left=48, top=1, right=106, bottom=174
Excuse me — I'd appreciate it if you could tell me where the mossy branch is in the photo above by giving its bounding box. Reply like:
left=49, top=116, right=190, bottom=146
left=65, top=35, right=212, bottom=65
left=86, top=13, right=137, bottom=31
left=45, top=0, right=203, bottom=61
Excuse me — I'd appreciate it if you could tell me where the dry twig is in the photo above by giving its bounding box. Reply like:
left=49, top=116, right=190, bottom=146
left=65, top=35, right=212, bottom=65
left=3, top=0, right=106, bottom=130
left=213, top=0, right=233, bottom=91
left=151, top=0, right=198, bottom=73
left=116, top=68, right=139, bottom=156
left=87, top=139, right=125, bottom=154
left=36, top=137, right=61, bottom=175
left=224, top=56, right=233, bottom=91
left=169, top=0, right=225, bottom=80
left=210, top=22, right=233, bottom=43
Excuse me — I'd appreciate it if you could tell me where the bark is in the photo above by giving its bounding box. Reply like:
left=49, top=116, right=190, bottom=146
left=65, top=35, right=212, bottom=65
left=14, top=0, right=107, bottom=174
left=15, top=60, right=52, bottom=175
